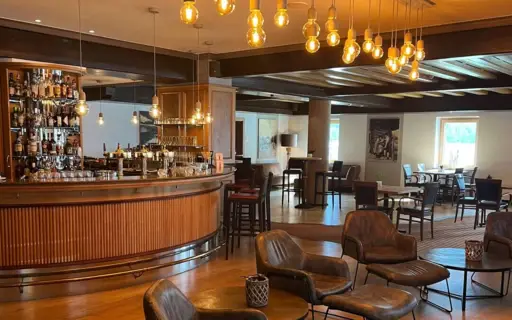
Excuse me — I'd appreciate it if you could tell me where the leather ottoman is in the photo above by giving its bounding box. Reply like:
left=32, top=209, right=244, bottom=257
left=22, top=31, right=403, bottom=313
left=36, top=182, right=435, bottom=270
left=366, top=260, right=452, bottom=313
left=322, top=284, right=417, bottom=320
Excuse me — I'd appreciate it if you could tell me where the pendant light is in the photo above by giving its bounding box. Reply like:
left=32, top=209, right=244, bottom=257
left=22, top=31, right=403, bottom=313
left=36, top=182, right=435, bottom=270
left=149, top=8, right=161, bottom=119
left=362, top=0, right=374, bottom=53
left=385, top=0, right=401, bottom=74
left=302, top=0, right=320, bottom=53
left=131, top=85, right=138, bottom=124
left=409, top=60, right=420, bottom=81
left=415, top=5, right=425, bottom=61
left=397, top=1, right=409, bottom=67
left=325, top=0, right=340, bottom=47
left=215, top=0, right=236, bottom=16
left=274, top=0, right=289, bottom=28
left=75, top=0, right=89, bottom=117
left=192, top=25, right=204, bottom=124
left=342, top=0, right=360, bottom=64
left=372, top=0, right=384, bottom=59
left=97, top=85, right=104, bottom=126
left=247, top=0, right=266, bottom=48
left=180, top=0, right=199, bottom=24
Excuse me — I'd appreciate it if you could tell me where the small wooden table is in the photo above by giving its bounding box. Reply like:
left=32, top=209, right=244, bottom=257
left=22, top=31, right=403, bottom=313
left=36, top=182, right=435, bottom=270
left=420, top=248, right=512, bottom=311
left=190, top=286, right=309, bottom=320
left=378, top=185, right=420, bottom=208
left=290, top=156, right=322, bottom=209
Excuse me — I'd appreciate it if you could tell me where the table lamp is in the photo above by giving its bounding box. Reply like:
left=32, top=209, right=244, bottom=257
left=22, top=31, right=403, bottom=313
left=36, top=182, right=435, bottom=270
left=280, top=133, right=298, bottom=163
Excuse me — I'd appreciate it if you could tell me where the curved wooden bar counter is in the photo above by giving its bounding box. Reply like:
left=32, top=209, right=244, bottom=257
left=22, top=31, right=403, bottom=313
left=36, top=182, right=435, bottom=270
left=0, top=168, right=233, bottom=300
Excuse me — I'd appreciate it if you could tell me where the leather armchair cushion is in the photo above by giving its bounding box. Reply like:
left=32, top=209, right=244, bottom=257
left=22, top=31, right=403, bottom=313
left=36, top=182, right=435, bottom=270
left=322, top=284, right=418, bottom=320
left=363, top=246, right=418, bottom=264
left=366, top=260, right=450, bottom=287
left=309, top=273, right=352, bottom=299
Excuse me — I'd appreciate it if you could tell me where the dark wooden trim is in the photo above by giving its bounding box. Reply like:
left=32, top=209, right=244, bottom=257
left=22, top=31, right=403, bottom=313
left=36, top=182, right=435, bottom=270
left=232, top=77, right=327, bottom=98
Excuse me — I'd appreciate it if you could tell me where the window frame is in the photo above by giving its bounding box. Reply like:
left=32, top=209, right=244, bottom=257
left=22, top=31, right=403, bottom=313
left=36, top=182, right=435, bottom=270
left=438, top=117, right=479, bottom=167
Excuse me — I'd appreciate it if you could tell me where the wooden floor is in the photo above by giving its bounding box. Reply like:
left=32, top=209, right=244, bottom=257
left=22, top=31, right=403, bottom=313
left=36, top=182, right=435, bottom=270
left=1, top=191, right=510, bottom=320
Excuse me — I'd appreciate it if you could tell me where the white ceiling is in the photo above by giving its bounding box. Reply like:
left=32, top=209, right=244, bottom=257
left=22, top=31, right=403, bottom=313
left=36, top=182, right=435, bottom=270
left=0, top=0, right=511, bottom=54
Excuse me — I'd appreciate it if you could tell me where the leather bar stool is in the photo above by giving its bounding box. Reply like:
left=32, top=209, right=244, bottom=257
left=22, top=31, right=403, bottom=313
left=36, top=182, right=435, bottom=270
left=225, top=174, right=270, bottom=260
left=314, top=160, right=343, bottom=208
left=281, top=158, right=304, bottom=206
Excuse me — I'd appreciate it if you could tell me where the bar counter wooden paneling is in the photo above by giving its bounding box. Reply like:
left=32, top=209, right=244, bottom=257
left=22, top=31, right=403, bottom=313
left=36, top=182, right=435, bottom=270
left=0, top=168, right=234, bottom=269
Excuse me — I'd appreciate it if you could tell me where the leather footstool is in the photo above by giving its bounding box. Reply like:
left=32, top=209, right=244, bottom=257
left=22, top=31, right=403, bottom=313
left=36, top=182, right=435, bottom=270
left=366, top=260, right=452, bottom=313
left=322, top=284, right=417, bottom=320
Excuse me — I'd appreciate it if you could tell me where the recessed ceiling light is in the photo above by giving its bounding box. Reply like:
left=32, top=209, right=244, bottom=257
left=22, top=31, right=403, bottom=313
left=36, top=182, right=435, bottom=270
left=34, top=19, right=42, bottom=23
left=88, top=30, right=95, bottom=34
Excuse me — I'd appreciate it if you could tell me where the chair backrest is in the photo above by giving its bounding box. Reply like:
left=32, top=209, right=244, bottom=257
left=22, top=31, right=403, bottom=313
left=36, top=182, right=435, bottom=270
left=332, top=161, right=344, bottom=173
left=287, top=158, right=304, bottom=170
left=353, top=181, right=378, bottom=208
left=475, top=178, right=503, bottom=203
left=242, top=157, right=252, bottom=165
left=143, top=279, right=196, bottom=320
left=485, top=211, right=512, bottom=240
left=422, top=183, right=440, bottom=207
left=259, top=173, right=271, bottom=199
left=403, top=164, right=413, bottom=179
left=470, top=167, right=478, bottom=183
left=455, top=174, right=466, bottom=192
left=255, top=230, right=305, bottom=272
left=417, top=163, right=426, bottom=172
left=455, top=168, right=464, bottom=174
left=341, top=210, right=397, bottom=260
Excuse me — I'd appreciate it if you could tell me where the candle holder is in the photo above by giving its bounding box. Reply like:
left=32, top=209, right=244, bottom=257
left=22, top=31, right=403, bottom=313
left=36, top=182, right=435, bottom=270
left=465, top=240, right=484, bottom=261
left=245, top=274, right=269, bottom=308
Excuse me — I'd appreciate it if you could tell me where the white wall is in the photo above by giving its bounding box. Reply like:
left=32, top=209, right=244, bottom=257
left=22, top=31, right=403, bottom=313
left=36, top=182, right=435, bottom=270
left=82, top=101, right=150, bottom=158
left=339, top=114, right=367, bottom=179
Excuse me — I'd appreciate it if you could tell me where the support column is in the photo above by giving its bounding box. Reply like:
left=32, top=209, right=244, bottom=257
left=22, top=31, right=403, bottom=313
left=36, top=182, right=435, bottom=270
left=307, top=99, right=331, bottom=206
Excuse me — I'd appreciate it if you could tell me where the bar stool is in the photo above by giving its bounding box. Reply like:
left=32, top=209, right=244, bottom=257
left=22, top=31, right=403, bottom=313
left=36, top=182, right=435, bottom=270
left=281, top=159, right=304, bottom=207
left=225, top=174, right=271, bottom=260
left=314, top=160, right=343, bottom=208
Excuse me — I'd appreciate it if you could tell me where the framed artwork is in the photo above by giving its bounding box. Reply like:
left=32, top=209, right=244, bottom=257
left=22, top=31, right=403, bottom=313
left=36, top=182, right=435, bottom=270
left=367, top=118, right=400, bottom=162
left=257, top=118, right=278, bottom=160
left=139, top=111, right=158, bottom=145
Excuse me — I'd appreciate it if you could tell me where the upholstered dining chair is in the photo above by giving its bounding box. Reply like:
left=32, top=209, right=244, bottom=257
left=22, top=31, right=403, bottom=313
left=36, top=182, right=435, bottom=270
left=143, top=279, right=267, bottom=320
left=341, top=210, right=417, bottom=288
left=403, top=164, right=421, bottom=187
left=255, top=230, right=352, bottom=320
left=353, top=181, right=395, bottom=219
left=453, top=174, right=477, bottom=223
left=474, top=178, right=511, bottom=229
left=484, top=211, right=512, bottom=258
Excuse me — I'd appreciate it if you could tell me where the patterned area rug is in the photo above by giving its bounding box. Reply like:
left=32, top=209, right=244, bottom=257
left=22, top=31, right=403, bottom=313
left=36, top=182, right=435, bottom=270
left=272, top=217, right=484, bottom=254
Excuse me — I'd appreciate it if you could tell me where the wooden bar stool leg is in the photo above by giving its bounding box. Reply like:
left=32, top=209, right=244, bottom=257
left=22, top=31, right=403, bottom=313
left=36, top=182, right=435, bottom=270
left=225, top=200, right=231, bottom=260
left=231, top=202, right=237, bottom=254
left=281, top=175, right=285, bottom=207
left=314, top=174, right=319, bottom=205
left=258, top=202, right=265, bottom=234
left=338, top=176, right=342, bottom=208
left=237, top=202, right=243, bottom=249
left=249, top=204, right=255, bottom=237
left=287, top=174, right=291, bottom=204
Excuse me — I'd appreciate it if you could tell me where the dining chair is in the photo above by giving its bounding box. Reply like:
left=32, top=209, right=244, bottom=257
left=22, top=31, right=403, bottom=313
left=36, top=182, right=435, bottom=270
left=403, top=164, right=421, bottom=187
left=465, top=167, right=478, bottom=191
left=417, top=163, right=431, bottom=183
left=474, top=179, right=511, bottom=229
left=353, top=181, right=395, bottom=219
left=314, top=160, right=343, bottom=208
left=453, top=174, right=477, bottom=222
left=397, top=183, right=440, bottom=241
left=281, top=158, right=304, bottom=207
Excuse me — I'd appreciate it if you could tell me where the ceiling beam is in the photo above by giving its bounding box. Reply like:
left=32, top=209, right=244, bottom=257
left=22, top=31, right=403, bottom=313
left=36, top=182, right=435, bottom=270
left=487, top=87, right=512, bottom=94
left=298, top=72, right=363, bottom=87
left=464, top=89, right=488, bottom=95
left=441, top=91, right=466, bottom=96
left=420, top=91, right=444, bottom=97
left=325, top=74, right=512, bottom=96
left=399, top=93, right=424, bottom=98
left=426, top=61, right=496, bottom=79
left=213, top=23, right=512, bottom=77
left=232, top=77, right=327, bottom=98
left=320, top=70, right=387, bottom=86
left=403, top=64, right=466, bottom=81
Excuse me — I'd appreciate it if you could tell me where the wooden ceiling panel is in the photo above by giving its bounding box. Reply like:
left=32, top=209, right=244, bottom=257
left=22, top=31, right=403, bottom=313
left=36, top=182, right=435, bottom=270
left=441, top=91, right=466, bottom=96
left=298, top=72, right=364, bottom=87
left=426, top=60, right=497, bottom=79
left=365, top=67, right=435, bottom=83
left=420, top=91, right=444, bottom=97
left=398, top=93, right=424, bottom=98
left=262, top=74, right=338, bottom=88
left=321, top=70, right=387, bottom=86
left=487, top=87, right=512, bottom=94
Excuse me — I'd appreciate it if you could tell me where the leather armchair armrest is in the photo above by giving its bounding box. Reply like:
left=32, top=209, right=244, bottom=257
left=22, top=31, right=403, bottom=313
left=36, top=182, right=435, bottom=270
left=303, top=253, right=351, bottom=279
left=484, top=234, right=512, bottom=258
left=394, top=232, right=418, bottom=259
left=264, top=267, right=316, bottom=292
left=197, top=308, right=268, bottom=320
left=342, top=235, right=364, bottom=261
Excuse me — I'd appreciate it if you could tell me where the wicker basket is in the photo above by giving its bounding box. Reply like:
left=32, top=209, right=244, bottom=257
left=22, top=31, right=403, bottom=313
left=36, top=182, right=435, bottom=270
left=245, top=274, right=269, bottom=308
left=465, top=240, right=484, bottom=261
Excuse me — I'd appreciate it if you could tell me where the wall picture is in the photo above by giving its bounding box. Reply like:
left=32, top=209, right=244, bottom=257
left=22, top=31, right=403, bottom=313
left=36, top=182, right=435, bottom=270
left=368, top=118, right=400, bottom=161
left=139, top=111, right=159, bottom=145
left=257, top=118, right=278, bottom=160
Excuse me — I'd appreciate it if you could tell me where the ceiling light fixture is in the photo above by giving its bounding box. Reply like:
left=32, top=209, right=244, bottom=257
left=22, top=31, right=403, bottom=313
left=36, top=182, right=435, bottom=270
left=302, top=0, right=320, bottom=53
left=192, top=25, right=204, bottom=124
left=371, top=0, right=384, bottom=59
left=97, top=84, right=104, bottom=126
left=409, top=60, right=420, bottom=81
left=180, top=0, right=199, bottom=24
left=415, top=5, right=425, bottom=61
left=325, top=0, right=340, bottom=47
left=401, top=0, right=415, bottom=59
left=88, top=30, right=95, bottom=34
left=131, top=84, right=138, bottom=124
left=75, top=0, right=89, bottom=117
left=149, top=8, right=161, bottom=119
left=215, top=0, right=236, bottom=15
left=385, top=0, right=401, bottom=74
left=247, top=0, right=266, bottom=48
left=342, top=0, right=360, bottom=64
left=274, top=0, right=289, bottom=28
left=362, top=0, right=374, bottom=53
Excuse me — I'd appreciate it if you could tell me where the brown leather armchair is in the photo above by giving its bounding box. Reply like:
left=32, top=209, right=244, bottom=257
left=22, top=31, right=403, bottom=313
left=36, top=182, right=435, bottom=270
left=255, top=230, right=352, bottom=319
left=143, top=279, right=267, bottom=320
left=341, top=210, right=417, bottom=288
left=484, top=211, right=512, bottom=258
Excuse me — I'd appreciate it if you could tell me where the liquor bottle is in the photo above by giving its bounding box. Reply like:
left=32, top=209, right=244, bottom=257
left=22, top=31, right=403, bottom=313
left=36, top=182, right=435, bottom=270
left=49, top=133, right=57, bottom=155
left=8, top=73, right=15, bottom=97
left=46, top=70, right=54, bottom=98
left=15, top=160, right=26, bottom=180
left=72, top=78, right=79, bottom=99
left=15, top=74, right=22, bottom=97
left=23, top=72, right=30, bottom=98
left=17, top=102, right=25, bottom=127
left=62, top=104, right=69, bottom=127
left=28, top=155, right=39, bottom=174
left=61, top=75, right=68, bottom=98
left=69, top=109, right=76, bottom=127
left=65, top=136, right=73, bottom=155
left=47, top=105, right=55, bottom=128
left=38, top=70, right=45, bottom=99
left=28, top=130, right=38, bottom=156
left=11, top=104, right=18, bottom=127
left=53, top=72, right=61, bottom=98
left=31, top=69, right=39, bottom=98
left=66, top=76, right=73, bottom=99
left=56, top=105, right=62, bottom=127
left=42, top=134, right=49, bottom=155
left=14, top=131, right=23, bottom=157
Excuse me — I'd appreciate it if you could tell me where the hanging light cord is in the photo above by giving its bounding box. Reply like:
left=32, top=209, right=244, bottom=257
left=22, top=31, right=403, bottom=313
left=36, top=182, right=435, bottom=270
left=391, top=0, right=395, bottom=46
left=367, top=0, right=371, bottom=29
left=395, top=0, right=399, bottom=47
left=403, top=1, right=407, bottom=37
left=415, top=7, right=419, bottom=43
left=153, top=12, right=157, bottom=96
left=99, top=86, right=102, bottom=112
left=133, top=83, right=137, bottom=112
left=377, top=0, right=382, bottom=35
left=78, top=0, right=83, bottom=74
left=420, top=5, right=424, bottom=40
left=197, top=28, right=200, bottom=104
left=352, top=0, right=355, bottom=29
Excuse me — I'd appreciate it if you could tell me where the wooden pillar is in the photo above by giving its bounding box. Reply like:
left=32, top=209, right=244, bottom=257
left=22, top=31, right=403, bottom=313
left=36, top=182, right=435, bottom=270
left=307, top=99, right=331, bottom=205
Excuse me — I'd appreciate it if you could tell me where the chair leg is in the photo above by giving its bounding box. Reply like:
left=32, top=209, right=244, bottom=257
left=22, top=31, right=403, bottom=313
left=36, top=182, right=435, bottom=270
left=288, top=174, right=291, bottom=204
left=237, top=204, right=243, bottom=248
left=431, top=217, right=434, bottom=239
left=231, top=203, right=237, bottom=254
left=454, top=202, right=459, bottom=223
left=352, top=262, right=360, bottom=289
left=408, top=216, right=412, bottom=234
left=338, top=177, right=342, bottom=209
left=474, top=208, right=479, bottom=229
left=323, top=176, right=327, bottom=208
left=420, top=217, right=424, bottom=241
left=314, top=174, right=319, bottom=205
left=364, top=271, right=370, bottom=284
left=461, top=203, right=465, bottom=221
left=323, top=307, right=329, bottom=320
left=225, top=200, right=231, bottom=260
left=281, top=175, right=285, bottom=207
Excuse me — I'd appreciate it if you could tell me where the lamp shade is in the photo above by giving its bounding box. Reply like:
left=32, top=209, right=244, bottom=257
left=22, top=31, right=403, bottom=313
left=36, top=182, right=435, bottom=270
left=280, top=133, right=298, bottom=148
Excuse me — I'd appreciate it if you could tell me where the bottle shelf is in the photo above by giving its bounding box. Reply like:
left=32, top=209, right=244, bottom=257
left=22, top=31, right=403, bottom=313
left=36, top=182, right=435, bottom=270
left=165, top=145, right=204, bottom=149
left=11, top=126, right=80, bottom=131
left=13, top=154, right=79, bottom=160
left=9, top=97, right=78, bottom=104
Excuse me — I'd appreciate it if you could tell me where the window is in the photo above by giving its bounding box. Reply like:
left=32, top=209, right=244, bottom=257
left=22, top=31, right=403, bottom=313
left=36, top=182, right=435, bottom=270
left=329, top=119, right=340, bottom=162
left=438, top=118, right=478, bottom=168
